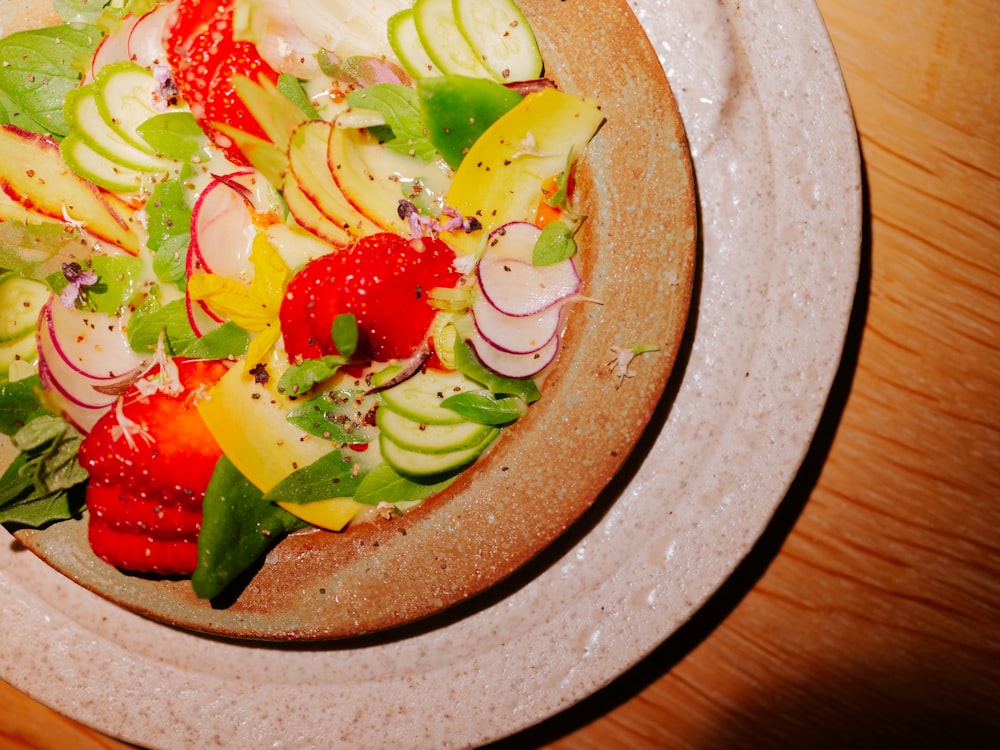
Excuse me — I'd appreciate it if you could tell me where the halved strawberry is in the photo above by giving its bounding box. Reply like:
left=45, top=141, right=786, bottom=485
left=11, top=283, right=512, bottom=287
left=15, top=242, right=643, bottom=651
left=279, top=232, right=461, bottom=363
left=164, top=0, right=279, bottom=164
left=78, top=358, right=230, bottom=576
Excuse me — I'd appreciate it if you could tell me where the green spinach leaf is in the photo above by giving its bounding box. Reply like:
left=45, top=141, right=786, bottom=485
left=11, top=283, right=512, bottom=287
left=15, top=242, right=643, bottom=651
left=192, top=456, right=306, bottom=600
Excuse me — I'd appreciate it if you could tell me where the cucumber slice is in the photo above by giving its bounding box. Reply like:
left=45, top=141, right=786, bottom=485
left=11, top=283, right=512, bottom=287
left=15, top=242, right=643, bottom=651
left=387, top=9, right=440, bottom=80
left=0, top=274, right=48, bottom=343
left=380, top=368, right=483, bottom=425
left=376, top=406, right=494, bottom=454
left=454, top=0, right=543, bottom=82
left=60, top=132, right=147, bottom=193
left=413, top=0, right=493, bottom=78
left=94, top=62, right=168, bottom=155
left=0, top=332, right=38, bottom=377
left=380, top=426, right=498, bottom=477
left=64, top=86, right=175, bottom=172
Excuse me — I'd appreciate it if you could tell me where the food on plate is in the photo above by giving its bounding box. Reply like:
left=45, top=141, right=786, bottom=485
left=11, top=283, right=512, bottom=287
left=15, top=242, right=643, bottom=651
left=0, top=0, right=609, bottom=601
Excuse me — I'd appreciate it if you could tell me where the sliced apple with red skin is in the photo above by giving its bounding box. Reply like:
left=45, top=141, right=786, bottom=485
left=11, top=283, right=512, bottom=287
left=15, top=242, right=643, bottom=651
left=327, top=123, right=451, bottom=234
left=0, top=125, right=139, bottom=254
left=286, top=120, right=379, bottom=246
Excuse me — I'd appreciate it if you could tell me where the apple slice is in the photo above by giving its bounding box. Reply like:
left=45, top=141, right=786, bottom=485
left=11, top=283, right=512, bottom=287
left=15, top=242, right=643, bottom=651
left=286, top=120, right=378, bottom=245
left=328, top=122, right=450, bottom=234
left=0, top=125, right=139, bottom=254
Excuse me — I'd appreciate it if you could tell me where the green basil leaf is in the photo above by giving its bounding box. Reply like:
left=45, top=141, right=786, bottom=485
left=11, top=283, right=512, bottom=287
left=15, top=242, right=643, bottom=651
left=277, top=355, right=349, bottom=397
left=262, top=450, right=368, bottom=505
left=277, top=73, right=321, bottom=121
left=440, top=389, right=526, bottom=425
left=136, top=111, right=210, bottom=162
left=353, top=462, right=455, bottom=506
left=46, top=255, right=144, bottom=313
left=0, top=376, right=47, bottom=436
left=128, top=298, right=248, bottom=359
left=0, top=24, right=102, bottom=137
left=145, top=178, right=193, bottom=288
left=331, top=313, right=358, bottom=359
left=0, top=415, right=87, bottom=529
left=346, top=83, right=437, bottom=161
left=455, top=339, right=540, bottom=403
left=286, top=388, right=375, bottom=444
left=192, top=456, right=306, bottom=600
left=532, top=220, right=577, bottom=267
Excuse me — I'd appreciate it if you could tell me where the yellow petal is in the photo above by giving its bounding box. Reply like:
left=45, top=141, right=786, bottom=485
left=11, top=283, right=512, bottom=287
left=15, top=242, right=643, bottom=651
left=244, top=324, right=281, bottom=372
left=187, top=272, right=273, bottom=331
left=248, top=231, right=289, bottom=310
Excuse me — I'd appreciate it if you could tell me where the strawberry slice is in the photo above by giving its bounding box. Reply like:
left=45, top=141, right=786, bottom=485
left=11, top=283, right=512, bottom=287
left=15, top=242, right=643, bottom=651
left=78, top=358, right=230, bottom=576
left=164, top=0, right=279, bottom=164
left=280, top=233, right=461, bottom=363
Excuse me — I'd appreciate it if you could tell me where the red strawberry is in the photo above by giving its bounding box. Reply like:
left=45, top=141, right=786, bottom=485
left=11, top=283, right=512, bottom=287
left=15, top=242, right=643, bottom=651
left=164, top=0, right=279, bottom=164
left=78, top=358, right=230, bottom=576
left=280, top=232, right=461, bottom=363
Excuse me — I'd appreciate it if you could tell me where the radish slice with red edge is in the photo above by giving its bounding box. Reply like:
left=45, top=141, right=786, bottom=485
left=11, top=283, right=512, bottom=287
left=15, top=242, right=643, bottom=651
left=187, top=171, right=280, bottom=335
left=189, top=172, right=259, bottom=281
left=476, top=256, right=581, bottom=317
left=87, top=14, right=140, bottom=83
left=471, top=292, right=562, bottom=355
left=464, top=325, right=560, bottom=379
left=483, top=221, right=542, bottom=263
left=127, top=3, right=174, bottom=69
left=43, top=298, right=146, bottom=381
left=36, top=300, right=146, bottom=432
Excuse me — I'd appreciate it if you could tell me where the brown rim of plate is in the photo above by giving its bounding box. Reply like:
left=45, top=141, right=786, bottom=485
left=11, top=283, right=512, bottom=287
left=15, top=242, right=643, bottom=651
left=12, top=0, right=697, bottom=641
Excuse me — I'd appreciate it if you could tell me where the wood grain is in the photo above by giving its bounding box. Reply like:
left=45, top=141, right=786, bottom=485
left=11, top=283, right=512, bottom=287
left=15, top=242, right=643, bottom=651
left=2, top=0, right=999, bottom=748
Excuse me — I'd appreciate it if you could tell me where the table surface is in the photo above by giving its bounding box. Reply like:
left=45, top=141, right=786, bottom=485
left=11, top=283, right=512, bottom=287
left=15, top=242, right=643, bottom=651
left=2, top=0, right=998, bottom=748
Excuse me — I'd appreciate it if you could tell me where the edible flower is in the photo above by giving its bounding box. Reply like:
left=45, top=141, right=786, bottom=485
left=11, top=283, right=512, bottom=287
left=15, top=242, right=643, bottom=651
left=59, top=262, right=98, bottom=308
left=608, top=343, right=661, bottom=387
left=187, top=231, right=290, bottom=371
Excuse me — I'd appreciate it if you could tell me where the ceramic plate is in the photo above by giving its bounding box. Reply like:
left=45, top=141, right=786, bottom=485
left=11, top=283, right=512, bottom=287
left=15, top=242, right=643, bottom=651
left=4, top=0, right=696, bottom=640
left=0, top=0, right=861, bottom=746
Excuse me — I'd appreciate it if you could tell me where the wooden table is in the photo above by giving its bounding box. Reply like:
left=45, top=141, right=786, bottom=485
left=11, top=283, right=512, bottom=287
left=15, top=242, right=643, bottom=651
left=2, top=0, right=998, bottom=747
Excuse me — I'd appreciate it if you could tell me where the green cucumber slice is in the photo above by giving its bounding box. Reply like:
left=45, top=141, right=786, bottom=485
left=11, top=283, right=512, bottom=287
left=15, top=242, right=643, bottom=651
left=387, top=9, right=440, bottom=80
left=380, top=426, right=498, bottom=477
left=413, top=0, right=493, bottom=78
left=376, top=405, right=494, bottom=454
left=60, top=132, right=147, bottom=193
left=380, top=368, right=484, bottom=425
left=94, top=62, right=169, bottom=155
left=0, top=274, right=48, bottom=342
left=64, top=86, right=175, bottom=172
left=0, top=331, right=38, bottom=376
left=453, top=0, right=543, bottom=82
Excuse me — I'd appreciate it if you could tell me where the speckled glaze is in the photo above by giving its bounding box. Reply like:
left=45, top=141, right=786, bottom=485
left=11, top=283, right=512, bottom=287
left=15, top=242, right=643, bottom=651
left=8, top=0, right=696, bottom=639
left=0, top=0, right=861, bottom=748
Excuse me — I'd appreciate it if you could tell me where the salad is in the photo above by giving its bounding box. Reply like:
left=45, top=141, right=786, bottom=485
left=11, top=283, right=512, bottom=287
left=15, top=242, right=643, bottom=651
left=0, top=0, right=605, bottom=602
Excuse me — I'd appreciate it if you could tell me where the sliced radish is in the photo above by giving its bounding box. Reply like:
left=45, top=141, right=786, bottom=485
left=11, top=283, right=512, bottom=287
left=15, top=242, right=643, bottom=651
left=127, top=3, right=175, bottom=69
left=471, top=291, right=562, bottom=355
left=88, top=15, right=141, bottom=83
left=465, top=325, right=560, bottom=379
left=36, top=299, right=146, bottom=432
left=476, top=256, right=581, bottom=317
left=483, top=221, right=541, bottom=263
left=44, top=298, right=146, bottom=380
left=189, top=171, right=282, bottom=279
